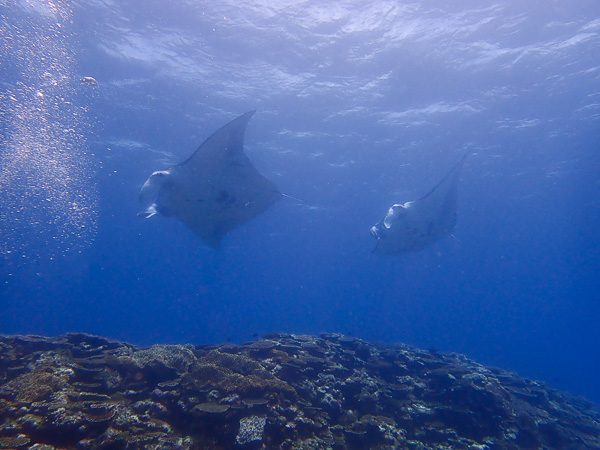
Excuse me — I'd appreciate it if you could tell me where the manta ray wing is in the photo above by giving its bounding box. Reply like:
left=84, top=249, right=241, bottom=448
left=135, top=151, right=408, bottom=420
left=139, top=111, right=282, bottom=248
left=371, top=152, right=469, bottom=254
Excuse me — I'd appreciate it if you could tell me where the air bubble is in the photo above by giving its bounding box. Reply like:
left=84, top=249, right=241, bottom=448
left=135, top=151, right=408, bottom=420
left=0, top=3, right=98, bottom=263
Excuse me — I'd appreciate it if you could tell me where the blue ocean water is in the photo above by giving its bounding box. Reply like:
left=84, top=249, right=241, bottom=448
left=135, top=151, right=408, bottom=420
left=1, top=0, right=599, bottom=407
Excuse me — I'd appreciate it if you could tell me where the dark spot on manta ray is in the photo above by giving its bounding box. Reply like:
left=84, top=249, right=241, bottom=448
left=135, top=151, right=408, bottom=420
left=216, top=190, right=235, bottom=204
left=156, top=204, right=173, bottom=217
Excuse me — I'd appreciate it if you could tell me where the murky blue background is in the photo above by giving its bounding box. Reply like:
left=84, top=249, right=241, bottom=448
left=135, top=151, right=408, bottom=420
left=1, top=1, right=599, bottom=404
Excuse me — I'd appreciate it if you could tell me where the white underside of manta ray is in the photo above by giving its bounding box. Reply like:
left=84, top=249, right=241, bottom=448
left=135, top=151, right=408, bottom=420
left=139, top=111, right=282, bottom=249
left=371, top=152, right=470, bottom=254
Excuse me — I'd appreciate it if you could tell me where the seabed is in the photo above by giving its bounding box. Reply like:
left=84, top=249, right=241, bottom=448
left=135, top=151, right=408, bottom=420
left=0, top=333, right=599, bottom=449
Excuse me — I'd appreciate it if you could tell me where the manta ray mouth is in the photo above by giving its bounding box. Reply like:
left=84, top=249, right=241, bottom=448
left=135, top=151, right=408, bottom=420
left=370, top=226, right=381, bottom=238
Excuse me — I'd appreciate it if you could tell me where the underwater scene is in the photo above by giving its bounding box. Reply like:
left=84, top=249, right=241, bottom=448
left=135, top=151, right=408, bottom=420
left=1, top=0, right=599, bottom=448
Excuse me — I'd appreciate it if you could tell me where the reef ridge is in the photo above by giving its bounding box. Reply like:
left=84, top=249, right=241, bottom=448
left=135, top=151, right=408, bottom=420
left=0, top=333, right=599, bottom=449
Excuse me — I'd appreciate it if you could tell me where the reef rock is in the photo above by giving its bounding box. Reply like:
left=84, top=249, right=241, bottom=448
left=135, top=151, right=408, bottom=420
left=0, top=333, right=599, bottom=449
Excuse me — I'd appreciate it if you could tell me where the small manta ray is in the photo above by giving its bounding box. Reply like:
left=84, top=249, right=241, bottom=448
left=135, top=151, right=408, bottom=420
left=370, top=152, right=470, bottom=254
left=139, top=111, right=282, bottom=249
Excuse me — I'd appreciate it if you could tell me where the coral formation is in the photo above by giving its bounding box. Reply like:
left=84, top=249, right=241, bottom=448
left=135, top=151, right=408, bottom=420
left=0, top=333, right=599, bottom=448
left=236, top=415, right=267, bottom=445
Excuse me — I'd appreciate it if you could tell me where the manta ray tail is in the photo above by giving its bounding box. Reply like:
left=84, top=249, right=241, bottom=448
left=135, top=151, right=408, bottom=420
left=281, top=192, right=307, bottom=203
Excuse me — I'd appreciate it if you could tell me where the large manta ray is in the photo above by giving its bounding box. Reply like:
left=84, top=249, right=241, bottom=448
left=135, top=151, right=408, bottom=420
left=139, top=111, right=281, bottom=248
left=371, top=152, right=469, bottom=254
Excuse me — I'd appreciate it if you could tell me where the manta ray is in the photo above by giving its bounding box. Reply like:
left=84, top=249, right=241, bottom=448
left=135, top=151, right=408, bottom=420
left=370, top=152, right=469, bottom=254
left=139, top=111, right=281, bottom=248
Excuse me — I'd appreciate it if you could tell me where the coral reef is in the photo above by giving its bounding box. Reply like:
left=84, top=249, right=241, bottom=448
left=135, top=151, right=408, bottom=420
left=0, top=333, right=599, bottom=448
